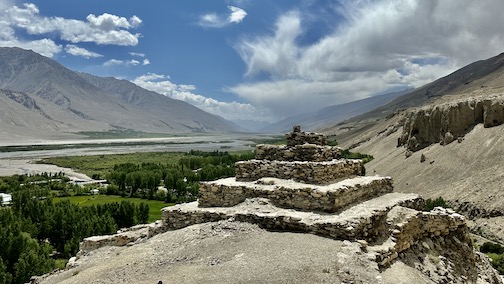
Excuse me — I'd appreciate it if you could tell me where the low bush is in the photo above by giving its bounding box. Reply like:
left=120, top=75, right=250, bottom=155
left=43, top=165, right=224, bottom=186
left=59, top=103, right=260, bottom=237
left=480, top=242, right=504, bottom=254
left=424, top=197, right=451, bottom=211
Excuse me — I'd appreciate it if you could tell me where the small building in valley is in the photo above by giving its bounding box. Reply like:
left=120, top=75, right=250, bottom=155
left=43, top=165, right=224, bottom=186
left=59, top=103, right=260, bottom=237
left=0, top=193, right=12, bottom=206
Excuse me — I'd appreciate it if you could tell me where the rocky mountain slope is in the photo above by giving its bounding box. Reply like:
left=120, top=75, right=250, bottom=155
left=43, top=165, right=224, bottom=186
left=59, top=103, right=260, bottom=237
left=260, top=89, right=410, bottom=133
left=398, top=93, right=504, bottom=151
left=323, top=52, right=504, bottom=137
left=331, top=89, right=504, bottom=246
left=0, top=47, right=239, bottom=140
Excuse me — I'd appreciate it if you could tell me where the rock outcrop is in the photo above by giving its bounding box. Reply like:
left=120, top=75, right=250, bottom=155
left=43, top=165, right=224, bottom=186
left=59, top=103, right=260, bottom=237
left=399, top=94, right=504, bottom=151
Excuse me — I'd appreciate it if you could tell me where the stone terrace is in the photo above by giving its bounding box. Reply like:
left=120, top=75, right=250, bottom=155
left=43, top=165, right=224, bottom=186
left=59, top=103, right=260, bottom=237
left=235, top=159, right=362, bottom=185
left=198, top=176, right=393, bottom=212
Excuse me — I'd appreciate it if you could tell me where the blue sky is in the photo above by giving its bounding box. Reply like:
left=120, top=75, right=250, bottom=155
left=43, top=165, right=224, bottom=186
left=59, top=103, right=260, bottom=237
left=2, top=0, right=504, bottom=126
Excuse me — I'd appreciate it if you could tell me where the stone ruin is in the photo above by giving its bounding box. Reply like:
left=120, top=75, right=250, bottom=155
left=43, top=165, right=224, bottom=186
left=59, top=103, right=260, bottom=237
left=76, top=126, right=500, bottom=283
left=161, top=126, right=488, bottom=274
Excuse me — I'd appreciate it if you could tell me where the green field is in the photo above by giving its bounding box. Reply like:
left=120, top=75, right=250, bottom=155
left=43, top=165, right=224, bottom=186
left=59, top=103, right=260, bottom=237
left=40, top=152, right=185, bottom=178
left=54, top=195, right=173, bottom=223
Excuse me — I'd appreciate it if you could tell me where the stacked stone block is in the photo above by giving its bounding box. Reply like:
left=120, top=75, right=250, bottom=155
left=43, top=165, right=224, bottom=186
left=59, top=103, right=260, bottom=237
left=237, top=126, right=359, bottom=185
left=235, top=159, right=362, bottom=185
left=286, top=125, right=326, bottom=146
left=198, top=176, right=393, bottom=212
left=255, top=144, right=341, bottom=162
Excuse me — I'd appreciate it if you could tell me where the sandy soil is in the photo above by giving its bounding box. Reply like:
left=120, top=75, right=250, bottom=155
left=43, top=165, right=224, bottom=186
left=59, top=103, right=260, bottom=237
left=0, top=158, right=92, bottom=180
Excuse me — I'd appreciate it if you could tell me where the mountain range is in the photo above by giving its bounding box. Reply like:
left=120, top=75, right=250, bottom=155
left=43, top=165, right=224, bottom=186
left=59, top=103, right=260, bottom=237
left=259, top=89, right=411, bottom=133
left=0, top=47, right=240, bottom=141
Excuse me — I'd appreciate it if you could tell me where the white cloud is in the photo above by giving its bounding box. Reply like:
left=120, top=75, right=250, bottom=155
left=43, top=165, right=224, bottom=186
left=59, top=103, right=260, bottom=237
left=132, top=73, right=273, bottom=121
left=231, top=0, right=504, bottom=119
left=65, top=44, right=103, bottom=58
left=0, top=16, right=62, bottom=58
left=102, top=57, right=149, bottom=67
left=228, top=6, right=247, bottom=24
left=0, top=2, right=141, bottom=54
left=103, top=59, right=140, bottom=67
left=198, top=6, right=247, bottom=28
left=86, top=13, right=141, bottom=30
left=129, top=52, right=145, bottom=57
left=199, top=13, right=223, bottom=28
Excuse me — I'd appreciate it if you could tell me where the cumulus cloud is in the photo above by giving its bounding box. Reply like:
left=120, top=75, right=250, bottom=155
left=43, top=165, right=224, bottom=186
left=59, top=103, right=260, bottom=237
left=198, top=6, right=247, bottom=28
left=231, top=0, right=504, bottom=119
left=65, top=44, right=103, bottom=58
left=86, top=13, right=141, bottom=30
left=0, top=2, right=141, bottom=56
left=132, top=73, right=273, bottom=121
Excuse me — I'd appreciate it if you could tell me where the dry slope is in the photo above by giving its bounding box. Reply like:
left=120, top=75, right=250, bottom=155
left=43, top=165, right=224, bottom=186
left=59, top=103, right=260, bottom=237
left=342, top=92, right=504, bottom=243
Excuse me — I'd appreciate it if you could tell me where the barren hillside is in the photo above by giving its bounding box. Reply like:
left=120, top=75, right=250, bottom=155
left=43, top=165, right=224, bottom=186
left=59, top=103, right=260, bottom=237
left=0, top=47, right=239, bottom=139
left=334, top=90, right=504, bottom=243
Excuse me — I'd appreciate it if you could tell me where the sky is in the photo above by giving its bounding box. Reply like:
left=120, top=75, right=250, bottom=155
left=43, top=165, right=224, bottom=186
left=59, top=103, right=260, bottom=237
left=2, top=0, right=504, bottom=127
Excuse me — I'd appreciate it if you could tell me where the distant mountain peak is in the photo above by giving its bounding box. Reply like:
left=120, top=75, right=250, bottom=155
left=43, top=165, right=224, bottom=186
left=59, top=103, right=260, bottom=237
left=0, top=47, right=241, bottom=138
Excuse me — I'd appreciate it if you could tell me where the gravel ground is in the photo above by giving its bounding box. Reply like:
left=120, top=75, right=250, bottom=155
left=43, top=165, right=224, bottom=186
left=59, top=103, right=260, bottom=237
left=38, top=220, right=385, bottom=284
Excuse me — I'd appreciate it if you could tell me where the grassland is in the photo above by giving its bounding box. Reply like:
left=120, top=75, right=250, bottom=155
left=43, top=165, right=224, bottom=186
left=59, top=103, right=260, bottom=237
left=54, top=195, right=173, bottom=223
left=39, top=152, right=185, bottom=178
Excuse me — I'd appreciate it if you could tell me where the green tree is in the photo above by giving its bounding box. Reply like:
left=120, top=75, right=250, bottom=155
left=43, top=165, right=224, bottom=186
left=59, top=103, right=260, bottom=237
left=0, top=258, right=12, bottom=284
left=136, top=203, right=149, bottom=224
left=12, top=233, right=54, bottom=284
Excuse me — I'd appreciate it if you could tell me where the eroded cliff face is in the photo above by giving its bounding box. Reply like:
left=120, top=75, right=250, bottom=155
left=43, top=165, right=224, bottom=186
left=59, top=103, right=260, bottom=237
left=399, top=94, right=504, bottom=151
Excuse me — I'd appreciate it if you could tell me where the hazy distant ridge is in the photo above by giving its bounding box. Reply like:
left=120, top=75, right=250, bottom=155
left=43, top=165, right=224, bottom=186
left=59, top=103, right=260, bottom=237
left=0, top=47, right=240, bottom=138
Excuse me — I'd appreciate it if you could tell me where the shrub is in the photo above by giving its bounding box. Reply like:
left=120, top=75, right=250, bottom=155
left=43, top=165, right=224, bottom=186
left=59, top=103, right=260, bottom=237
left=424, top=197, right=451, bottom=211
left=490, top=253, right=504, bottom=275
left=341, top=149, right=374, bottom=164
left=480, top=242, right=504, bottom=254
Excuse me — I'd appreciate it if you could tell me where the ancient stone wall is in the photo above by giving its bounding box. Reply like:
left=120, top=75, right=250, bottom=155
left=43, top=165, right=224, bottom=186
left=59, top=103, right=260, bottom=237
left=235, top=159, right=362, bottom=184
left=255, top=144, right=341, bottom=162
left=79, top=222, right=165, bottom=252
left=286, top=125, right=326, bottom=146
left=161, top=200, right=472, bottom=270
left=198, top=176, right=393, bottom=213
left=162, top=195, right=426, bottom=244
left=373, top=207, right=468, bottom=267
